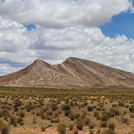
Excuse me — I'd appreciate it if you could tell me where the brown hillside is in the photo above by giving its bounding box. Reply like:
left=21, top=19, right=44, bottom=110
left=0, top=57, right=134, bottom=88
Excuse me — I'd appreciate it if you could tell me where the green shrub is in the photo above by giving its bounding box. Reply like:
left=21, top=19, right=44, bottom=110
left=57, top=123, right=66, bottom=134
left=46, top=111, right=53, bottom=116
left=109, top=123, right=115, bottom=130
left=17, top=117, right=24, bottom=125
left=101, top=114, right=108, bottom=121
left=1, top=126, right=9, bottom=134
left=110, top=109, right=120, bottom=116
left=101, top=111, right=111, bottom=121
left=118, top=101, right=124, bottom=107
left=41, top=126, right=47, bottom=131
left=87, top=106, right=94, bottom=112
left=19, top=111, right=25, bottom=117
left=130, top=114, right=134, bottom=118
left=121, top=117, right=128, bottom=123
left=61, top=104, right=71, bottom=111
left=76, top=121, right=84, bottom=130
left=65, top=110, right=70, bottom=116
left=33, top=117, right=37, bottom=124
left=0, top=120, right=9, bottom=134
left=85, top=117, right=90, bottom=125
left=90, top=130, right=94, bottom=134
left=54, top=113, right=58, bottom=118
left=89, top=123, right=95, bottom=129
left=94, top=111, right=99, bottom=117
left=70, top=113, right=75, bottom=120
left=51, top=118, right=60, bottom=123
left=75, top=113, right=80, bottom=119
left=129, top=105, right=134, bottom=113
left=10, top=117, right=18, bottom=126
left=75, top=116, right=85, bottom=130
left=51, top=105, right=58, bottom=111
left=103, top=129, right=115, bottom=134
left=69, top=124, right=74, bottom=130
left=112, top=104, right=117, bottom=108
left=100, top=121, right=107, bottom=127
left=74, top=128, right=78, bottom=134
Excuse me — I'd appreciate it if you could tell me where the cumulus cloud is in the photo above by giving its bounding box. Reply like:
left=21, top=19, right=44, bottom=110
left=0, top=16, right=134, bottom=75
left=0, top=0, right=134, bottom=76
left=0, top=17, right=36, bottom=70
left=0, top=0, right=132, bottom=27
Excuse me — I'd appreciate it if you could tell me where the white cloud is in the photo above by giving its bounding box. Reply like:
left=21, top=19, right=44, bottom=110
left=130, top=0, right=134, bottom=13
left=0, top=16, right=134, bottom=75
left=0, top=64, right=22, bottom=76
left=0, top=1, right=134, bottom=75
left=0, top=0, right=132, bottom=27
left=0, top=16, right=36, bottom=69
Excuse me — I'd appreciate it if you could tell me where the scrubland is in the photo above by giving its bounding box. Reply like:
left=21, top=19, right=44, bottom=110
left=0, top=87, right=134, bottom=134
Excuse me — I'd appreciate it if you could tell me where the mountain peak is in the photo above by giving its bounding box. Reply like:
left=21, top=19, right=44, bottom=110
left=0, top=57, right=134, bottom=88
left=34, top=59, right=44, bottom=63
left=32, top=59, right=50, bottom=66
left=63, top=57, right=78, bottom=63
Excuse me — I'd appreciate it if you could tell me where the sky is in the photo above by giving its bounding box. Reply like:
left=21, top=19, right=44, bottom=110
left=0, top=0, right=134, bottom=76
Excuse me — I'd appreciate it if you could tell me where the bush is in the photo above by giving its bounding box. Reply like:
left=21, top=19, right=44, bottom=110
left=51, top=118, right=60, bottom=123
left=94, top=111, right=99, bottom=117
left=10, top=117, right=18, bottom=126
left=70, top=113, right=80, bottom=120
left=101, top=114, right=108, bottom=121
left=101, top=111, right=111, bottom=121
left=57, top=123, right=66, bottom=134
left=1, top=126, right=9, bottom=134
left=76, top=117, right=85, bottom=130
left=90, top=130, right=94, bottom=134
left=69, top=124, right=74, bottom=130
left=76, top=121, right=84, bottom=130
left=85, top=117, right=90, bottom=125
left=89, top=123, right=95, bottom=129
left=110, top=109, right=120, bottom=116
left=19, top=111, right=25, bottom=117
left=70, top=113, right=75, bottom=120
left=130, top=114, right=134, bottom=118
left=0, top=120, right=9, bottom=134
left=51, top=105, right=58, bottom=111
left=118, top=102, right=124, bottom=107
left=109, top=123, right=115, bottom=130
left=103, top=129, right=115, bottom=134
left=121, top=117, right=128, bottom=123
left=100, top=121, right=107, bottom=127
left=87, top=106, right=94, bottom=112
left=112, top=104, right=117, bottom=108
left=65, top=110, right=70, bottom=116
left=129, top=105, right=134, bottom=113
left=33, top=117, right=37, bottom=124
left=74, top=128, right=78, bottom=134
left=61, top=104, right=71, bottom=111
left=41, top=126, right=47, bottom=131
left=17, top=117, right=24, bottom=125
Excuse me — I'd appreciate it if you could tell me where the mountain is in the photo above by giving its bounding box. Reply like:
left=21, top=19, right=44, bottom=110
left=0, top=57, right=134, bottom=88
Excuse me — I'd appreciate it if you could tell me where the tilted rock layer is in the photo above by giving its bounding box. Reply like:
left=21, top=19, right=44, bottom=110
left=0, top=57, right=134, bottom=88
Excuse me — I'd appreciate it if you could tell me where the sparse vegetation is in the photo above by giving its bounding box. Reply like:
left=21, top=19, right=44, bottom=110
left=57, top=123, right=66, bottom=134
left=0, top=86, right=133, bottom=133
left=0, top=120, right=9, bottom=134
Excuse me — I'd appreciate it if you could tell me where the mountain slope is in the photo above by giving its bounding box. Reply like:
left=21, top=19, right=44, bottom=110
left=54, top=57, right=134, bottom=88
left=0, top=57, right=134, bottom=88
left=0, top=59, right=89, bottom=87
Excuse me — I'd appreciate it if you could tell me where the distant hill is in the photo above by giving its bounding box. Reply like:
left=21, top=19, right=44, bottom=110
left=0, top=57, right=134, bottom=88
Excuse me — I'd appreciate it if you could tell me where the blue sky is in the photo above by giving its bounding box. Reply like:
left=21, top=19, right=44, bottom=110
left=100, top=11, right=134, bottom=38
left=25, top=24, right=36, bottom=30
